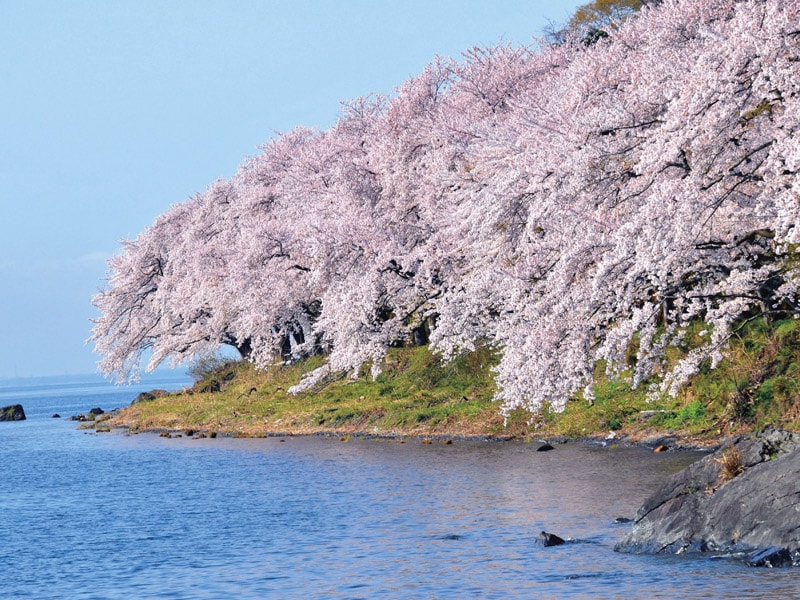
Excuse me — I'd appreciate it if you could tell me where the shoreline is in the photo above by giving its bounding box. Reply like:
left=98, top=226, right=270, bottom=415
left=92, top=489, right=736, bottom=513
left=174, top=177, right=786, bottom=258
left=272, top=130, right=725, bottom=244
left=91, top=409, right=725, bottom=452
left=80, top=344, right=760, bottom=454
left=81, top=340, right=800, bottom=453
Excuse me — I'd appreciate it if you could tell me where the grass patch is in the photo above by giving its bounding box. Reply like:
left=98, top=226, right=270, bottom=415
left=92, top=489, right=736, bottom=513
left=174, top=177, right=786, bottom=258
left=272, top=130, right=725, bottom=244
left=112, top=345, right=506, bottom=438
left=537, top=317, right=800, bottom=442
left=109, top=317, right=800, bottom=441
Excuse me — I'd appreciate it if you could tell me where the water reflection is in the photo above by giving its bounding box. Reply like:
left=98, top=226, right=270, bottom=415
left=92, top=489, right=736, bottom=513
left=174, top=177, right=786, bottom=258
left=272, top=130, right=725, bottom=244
left=5, top=422, right=800, bottom=599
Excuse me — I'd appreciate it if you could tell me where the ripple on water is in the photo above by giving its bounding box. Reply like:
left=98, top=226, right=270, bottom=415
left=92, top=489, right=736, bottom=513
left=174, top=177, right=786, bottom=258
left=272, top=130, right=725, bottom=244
left=2, top=387, right=798, bottom=599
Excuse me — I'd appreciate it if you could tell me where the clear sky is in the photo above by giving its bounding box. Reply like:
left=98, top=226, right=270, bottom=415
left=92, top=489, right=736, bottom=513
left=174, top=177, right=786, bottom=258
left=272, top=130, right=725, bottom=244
left=0, top=0, right=583, bottom=379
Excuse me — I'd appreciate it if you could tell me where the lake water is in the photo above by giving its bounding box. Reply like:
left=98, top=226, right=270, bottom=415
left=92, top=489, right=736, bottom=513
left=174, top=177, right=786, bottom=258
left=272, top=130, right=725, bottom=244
left=2, top=374, right=799, bottom=599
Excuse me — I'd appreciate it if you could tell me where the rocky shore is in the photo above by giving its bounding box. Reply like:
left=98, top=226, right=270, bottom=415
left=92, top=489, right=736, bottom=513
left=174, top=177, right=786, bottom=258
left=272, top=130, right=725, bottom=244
left=615, top=428, right=800, bottom=567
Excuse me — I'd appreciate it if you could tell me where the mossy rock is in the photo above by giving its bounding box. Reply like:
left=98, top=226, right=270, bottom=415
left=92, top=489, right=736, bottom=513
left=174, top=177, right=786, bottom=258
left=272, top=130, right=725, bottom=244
left=0, top=404, right=26, bottom=421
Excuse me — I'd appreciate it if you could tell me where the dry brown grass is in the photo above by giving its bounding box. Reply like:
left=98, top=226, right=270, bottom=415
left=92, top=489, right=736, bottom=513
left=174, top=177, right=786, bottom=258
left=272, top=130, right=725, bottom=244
left=716, top=445, right=744, bottom=483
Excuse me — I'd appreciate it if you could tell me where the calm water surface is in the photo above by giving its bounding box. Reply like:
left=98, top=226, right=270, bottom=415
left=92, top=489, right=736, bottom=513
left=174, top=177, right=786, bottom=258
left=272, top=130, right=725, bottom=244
left=1, top=375, right=798, bottom=599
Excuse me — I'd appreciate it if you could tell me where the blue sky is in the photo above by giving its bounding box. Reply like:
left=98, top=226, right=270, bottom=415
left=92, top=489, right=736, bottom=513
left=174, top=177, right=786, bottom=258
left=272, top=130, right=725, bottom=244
left=0, top=0, right=583, bottom=379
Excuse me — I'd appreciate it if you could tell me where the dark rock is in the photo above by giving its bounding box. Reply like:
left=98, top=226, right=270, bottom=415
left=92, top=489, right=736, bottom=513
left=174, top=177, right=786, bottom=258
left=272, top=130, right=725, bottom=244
left=196, top=379, right=221, bottom=393
left=88, top=407, right=104, bottom=416
left=536, top=531, right=566, bottom=547
left=52, top=413, right=61, bottom=419
left=131, top=392, right=155, bottom=405
left=131, top=389, right=169, bottom=405
left=615, top=428, right=800, bottom=562
left=744, top=547, right=796, bottom=568
left=641, top=435, right=678, bottom=449
left=0, top=404, right=26, bottom=421
left=536, top=442, right=555, bottom=452
left=614, top=517, right=633, bottom=524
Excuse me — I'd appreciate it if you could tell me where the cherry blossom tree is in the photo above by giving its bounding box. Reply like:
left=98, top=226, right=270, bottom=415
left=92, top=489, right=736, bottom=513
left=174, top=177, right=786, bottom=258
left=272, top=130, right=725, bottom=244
left=92, top=0, right=800, bottom=418
left=439, top=0, right=800, bottom=413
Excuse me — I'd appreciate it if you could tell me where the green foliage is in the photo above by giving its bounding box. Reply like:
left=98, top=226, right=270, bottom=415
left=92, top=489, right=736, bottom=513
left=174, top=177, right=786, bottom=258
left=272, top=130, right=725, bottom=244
left=188, top=353, right=239, bottom=384
left=648, top=401, right=711, bottom=431
left=669, top=318, right=800, bottom=433
left=543, top=374, right=651, bottom=438
left=569, top=0, right=648, bottom=30
left=189, top=354, right=243, bottom=393
left=546, top=0, right=650, bottom=45
left=539, top=316, right=800, bottom=440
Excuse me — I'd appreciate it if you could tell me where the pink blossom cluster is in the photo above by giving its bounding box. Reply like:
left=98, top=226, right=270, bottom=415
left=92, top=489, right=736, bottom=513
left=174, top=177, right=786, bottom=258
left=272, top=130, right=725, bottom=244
left=91, top=0, right=800, bottom=414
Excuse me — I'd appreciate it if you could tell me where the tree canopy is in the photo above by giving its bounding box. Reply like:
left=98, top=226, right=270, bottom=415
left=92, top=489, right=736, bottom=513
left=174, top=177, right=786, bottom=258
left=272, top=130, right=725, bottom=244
left=545, top=0, right=658, bottom=45
left=569, top=0, right=650, bottom=31
left=91, top=0, right=800, bottom=416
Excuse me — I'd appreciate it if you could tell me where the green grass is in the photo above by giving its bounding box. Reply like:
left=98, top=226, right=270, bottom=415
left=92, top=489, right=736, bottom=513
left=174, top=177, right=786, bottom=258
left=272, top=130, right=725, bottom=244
left=667, top=317, right=800, bottom=434
left=113, top=345, right=507, bottom=438
left=110, top=317, right=800, bottom=441
left=521, top=317, right=800, bottom=442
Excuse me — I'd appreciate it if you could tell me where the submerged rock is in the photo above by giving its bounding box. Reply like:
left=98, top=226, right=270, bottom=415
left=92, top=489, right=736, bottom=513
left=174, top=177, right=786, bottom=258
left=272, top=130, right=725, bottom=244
left=615, top=428, right=800, bottom=566
left=536, top=531, right=566, bottom=547
left=0, top=404, right=26, bottom=421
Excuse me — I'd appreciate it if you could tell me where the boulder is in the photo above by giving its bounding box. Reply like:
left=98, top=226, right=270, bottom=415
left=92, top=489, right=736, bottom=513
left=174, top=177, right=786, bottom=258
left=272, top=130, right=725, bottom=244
left=744, top=547, right=797, bottom=568
left=88, top=407, right=104, bottom=416
left=131, top=389, right=169, bottom=405
left=615, top=428, right=800, bottom=566
left=0, top=404, right=26, bottom=421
